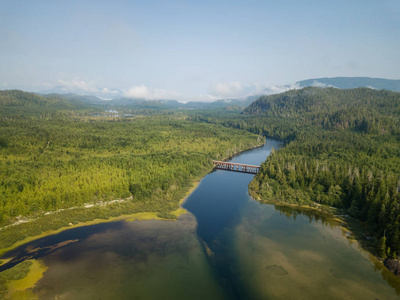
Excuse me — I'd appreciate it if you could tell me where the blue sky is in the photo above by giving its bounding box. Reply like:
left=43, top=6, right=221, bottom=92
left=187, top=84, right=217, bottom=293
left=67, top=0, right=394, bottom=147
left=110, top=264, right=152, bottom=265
left=1, top=0, right=399, bottom=100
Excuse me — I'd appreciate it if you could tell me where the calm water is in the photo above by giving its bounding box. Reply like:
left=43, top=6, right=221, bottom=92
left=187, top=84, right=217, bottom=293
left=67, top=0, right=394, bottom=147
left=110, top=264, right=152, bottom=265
left=3, top=139, right=400, bottom=299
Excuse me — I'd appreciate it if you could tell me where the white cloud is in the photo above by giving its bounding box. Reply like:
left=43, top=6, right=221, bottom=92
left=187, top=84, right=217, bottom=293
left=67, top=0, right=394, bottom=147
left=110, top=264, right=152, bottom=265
left=195, top=81, right=303, bottom=102
left=193, top=94, right=221, bottom=102
left=310, top=80, right=336, bottom=88
left=262, top=82, right=301, bottom=95
left=125, top=85, right=149, bottom=99
left=57, top=78, right=99, bottom=93
left=209, top=81, right=244, bottom=98
left=124, top=85, right=230, bottom=102
left=101, top=87, right=120, bottom=94
left=124, top=85, right=184, bottom=100
left=40, top=79, right=306, bottom=103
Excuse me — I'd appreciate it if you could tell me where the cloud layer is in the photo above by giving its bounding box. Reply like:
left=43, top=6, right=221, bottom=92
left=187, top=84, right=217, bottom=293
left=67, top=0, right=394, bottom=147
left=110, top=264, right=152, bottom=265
left=57, top=79, right=98, bottom=93
left=210, top=82, right=244, bottom=98
left=124, top=85, right=183, bottom=100
left=43, top=79, right=309, bottom=102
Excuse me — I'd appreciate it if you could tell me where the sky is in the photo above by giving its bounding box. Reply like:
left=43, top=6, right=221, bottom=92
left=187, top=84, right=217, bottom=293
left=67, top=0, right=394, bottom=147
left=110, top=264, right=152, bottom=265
left=1, top=0, right=399, bottom=101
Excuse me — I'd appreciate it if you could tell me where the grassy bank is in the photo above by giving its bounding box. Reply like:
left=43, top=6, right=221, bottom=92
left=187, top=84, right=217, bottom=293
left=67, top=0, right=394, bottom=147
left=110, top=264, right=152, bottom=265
left=0, top=173, right=202, bottom=258
left=0, top=259, right=47, bottom=299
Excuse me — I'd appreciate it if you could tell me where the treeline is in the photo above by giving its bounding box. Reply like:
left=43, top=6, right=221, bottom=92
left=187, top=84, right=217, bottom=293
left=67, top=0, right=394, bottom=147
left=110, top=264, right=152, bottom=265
left=0, top=113, right=261, bottom=226
left=232, top=87, right=400, bottom=259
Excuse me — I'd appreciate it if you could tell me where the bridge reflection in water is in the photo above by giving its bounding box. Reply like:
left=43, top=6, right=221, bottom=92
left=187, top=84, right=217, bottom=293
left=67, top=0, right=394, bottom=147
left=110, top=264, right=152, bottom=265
left=212, top=160, right=260, bottom=174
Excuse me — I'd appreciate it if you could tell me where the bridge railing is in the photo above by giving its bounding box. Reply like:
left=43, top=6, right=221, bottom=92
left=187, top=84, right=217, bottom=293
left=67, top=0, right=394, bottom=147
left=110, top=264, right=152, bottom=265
left=212, top=160, right=260, bottom=174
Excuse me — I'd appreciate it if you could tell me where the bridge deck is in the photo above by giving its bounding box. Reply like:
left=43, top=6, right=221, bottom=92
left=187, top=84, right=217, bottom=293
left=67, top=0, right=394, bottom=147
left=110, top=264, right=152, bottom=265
left=212, top=160, right=260, bottom=174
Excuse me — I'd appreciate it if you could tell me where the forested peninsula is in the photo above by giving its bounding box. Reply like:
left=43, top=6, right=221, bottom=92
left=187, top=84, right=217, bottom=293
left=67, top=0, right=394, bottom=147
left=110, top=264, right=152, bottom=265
left=240, top=87, right=400, bottom=267
left=0, top=90, right=262, bottom=253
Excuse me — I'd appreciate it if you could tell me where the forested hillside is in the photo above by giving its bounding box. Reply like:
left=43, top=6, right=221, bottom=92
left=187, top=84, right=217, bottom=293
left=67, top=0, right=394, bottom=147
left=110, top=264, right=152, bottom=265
left=242, top=87, right=400, bottom=259
left=0, top=90, right=101, bottom=117
left=244, top=87, right=400, bottom=133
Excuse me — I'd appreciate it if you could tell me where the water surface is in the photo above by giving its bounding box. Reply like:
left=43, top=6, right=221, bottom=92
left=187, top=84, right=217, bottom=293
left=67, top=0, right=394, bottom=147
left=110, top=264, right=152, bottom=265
left=183, top=140, right=400, bottom=299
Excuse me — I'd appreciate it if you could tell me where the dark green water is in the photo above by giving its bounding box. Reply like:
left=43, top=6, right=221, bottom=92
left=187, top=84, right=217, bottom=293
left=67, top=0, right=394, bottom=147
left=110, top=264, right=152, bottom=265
left=3, top=140, right=400, bottom=299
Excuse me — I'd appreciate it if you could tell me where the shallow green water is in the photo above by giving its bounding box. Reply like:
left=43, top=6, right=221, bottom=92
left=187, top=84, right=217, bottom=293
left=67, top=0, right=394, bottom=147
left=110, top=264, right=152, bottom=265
left=234, top=202, right=400, bottom=299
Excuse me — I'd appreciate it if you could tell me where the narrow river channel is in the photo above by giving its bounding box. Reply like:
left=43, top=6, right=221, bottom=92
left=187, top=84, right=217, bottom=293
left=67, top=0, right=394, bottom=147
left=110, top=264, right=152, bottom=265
left=3, top=139, right=400, bottom=299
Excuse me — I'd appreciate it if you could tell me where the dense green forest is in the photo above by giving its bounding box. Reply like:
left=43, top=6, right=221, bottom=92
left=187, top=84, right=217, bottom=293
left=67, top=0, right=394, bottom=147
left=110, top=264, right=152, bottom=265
left=238, top=87, right=400, bottom=259
left=0, top=90, right=262, bottom=249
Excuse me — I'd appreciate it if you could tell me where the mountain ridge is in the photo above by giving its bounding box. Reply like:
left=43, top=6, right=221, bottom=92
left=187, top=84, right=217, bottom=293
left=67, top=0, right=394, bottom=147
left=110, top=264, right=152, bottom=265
left=296, top=77, right=400, bottom=91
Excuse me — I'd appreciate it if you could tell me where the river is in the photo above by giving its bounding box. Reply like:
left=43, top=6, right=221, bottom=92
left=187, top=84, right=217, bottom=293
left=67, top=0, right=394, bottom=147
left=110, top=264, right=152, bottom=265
left=3, top=139, right=400, bottom=299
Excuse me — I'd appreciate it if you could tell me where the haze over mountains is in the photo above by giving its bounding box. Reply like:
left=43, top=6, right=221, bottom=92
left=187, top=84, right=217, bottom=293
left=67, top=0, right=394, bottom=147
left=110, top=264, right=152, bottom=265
left=33, top=77, right=400, bottom=109
left=1, top=77, right=398, bottom=113
left=296, top=77, right=400, bottom=91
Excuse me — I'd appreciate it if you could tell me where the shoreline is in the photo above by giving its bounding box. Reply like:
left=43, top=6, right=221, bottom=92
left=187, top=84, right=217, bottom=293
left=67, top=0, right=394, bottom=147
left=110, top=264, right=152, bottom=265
left=0, top=178, right=205, bottom=259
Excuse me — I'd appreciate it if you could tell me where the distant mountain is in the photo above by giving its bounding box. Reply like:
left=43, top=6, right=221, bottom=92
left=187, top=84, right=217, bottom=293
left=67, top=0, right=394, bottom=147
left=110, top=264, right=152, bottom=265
left=0, top=90, right=96, bottom=116
left=87, top=95, right=257, bottom=110
left=108, top=98, right=181, bottom=108
left=36, top=77, right=400, bottom=106
left=38, top=86, right=123, bottom=99
left=0, top=90, right=255, bottom=116
left=183, top=95, right=258, bottom=109
left=41, top=93, right=105, bottom=105
left=6, top=77, right=400, bottom=115
left=297, top=77, right=400, bottom=92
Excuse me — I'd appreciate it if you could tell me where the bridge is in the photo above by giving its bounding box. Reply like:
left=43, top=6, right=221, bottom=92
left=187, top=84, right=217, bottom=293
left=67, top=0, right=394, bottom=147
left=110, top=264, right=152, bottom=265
left=212, top=160, right=260, bottom=174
